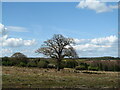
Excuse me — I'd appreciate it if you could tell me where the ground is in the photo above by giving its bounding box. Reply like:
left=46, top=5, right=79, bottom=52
left=2, top=66, right=120, bottom=89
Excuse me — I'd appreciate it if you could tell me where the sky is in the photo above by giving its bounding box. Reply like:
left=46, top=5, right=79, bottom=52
left=0, top=0, right=119, bottom=57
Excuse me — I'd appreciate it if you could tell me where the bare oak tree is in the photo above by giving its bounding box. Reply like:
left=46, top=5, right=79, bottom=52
left=35, top=34, right=78, bottom=71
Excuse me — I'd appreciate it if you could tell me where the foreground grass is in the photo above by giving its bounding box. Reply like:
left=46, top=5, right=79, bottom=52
left=2, top=66, right=120, bottom=89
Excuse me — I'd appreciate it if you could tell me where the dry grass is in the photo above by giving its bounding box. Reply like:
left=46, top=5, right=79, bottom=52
left=2, top=66, right=120, bottom=89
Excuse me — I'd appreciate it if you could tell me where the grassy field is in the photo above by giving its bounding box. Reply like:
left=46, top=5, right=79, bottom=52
left=2, top=66, right=120, bottom=89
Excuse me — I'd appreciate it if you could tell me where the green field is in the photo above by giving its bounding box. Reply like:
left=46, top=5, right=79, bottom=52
left=2, top=66, right=120, bottom=89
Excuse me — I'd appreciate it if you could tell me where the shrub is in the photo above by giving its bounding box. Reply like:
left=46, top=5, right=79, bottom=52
left=2, top=57, right=13, bottom=66
left=27, top=61, right=37, bottom=67
left=2, top=61, right=13, bottom=66
left=9, top=57, right=28, bottom=66
left=59, top=63, right=65, bottom=69
left=37, top=61, right=49, bottom=68
left=75, top=65, right=86, bottom=70
left=54, top=62, right=65, bottom=69
left=64, top=60, right=78, bottom=68
left=10, top=52, right=28, bottom=65
left=80, top=63, right=88, bottom=69
left=47, top=64, right=56, bottom=68
left=18, top=62, right=26, bottom=67
left=34, top=58, right=40, bottom=64
left=88, top=66, right=99, bottom=71
left=2, top=57, right=9, bottom=62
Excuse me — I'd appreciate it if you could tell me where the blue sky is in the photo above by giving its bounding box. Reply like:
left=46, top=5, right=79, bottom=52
left=0, top=1, right=118, bottom=57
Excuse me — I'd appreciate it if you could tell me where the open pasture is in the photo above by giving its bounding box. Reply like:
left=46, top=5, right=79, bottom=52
left=2, top=66, right=120, bottom=89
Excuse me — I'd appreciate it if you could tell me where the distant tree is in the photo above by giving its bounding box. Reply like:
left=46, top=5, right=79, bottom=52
left=35, top=34, right=79, bottom=71
left=11, top=52, right=28, bottom=65
left=2, top=56, right=9, bottom=62
left=2, top=56, right=13, bottom=66
left=11, top=52, right=27, bottom=58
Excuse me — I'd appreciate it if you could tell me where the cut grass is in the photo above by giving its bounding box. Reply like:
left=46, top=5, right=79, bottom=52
left=2, top=66, right=120, bottom=88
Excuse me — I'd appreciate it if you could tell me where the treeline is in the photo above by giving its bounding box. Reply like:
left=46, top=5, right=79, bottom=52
left=1, top=56, right=120, bottom=71
left=85, top=57, right=120, bottom=60
left=28, top=56, right=120, bottom=60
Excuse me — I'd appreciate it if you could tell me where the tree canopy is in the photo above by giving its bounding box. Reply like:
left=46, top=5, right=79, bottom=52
left=36, top=34, right=78, bottom=71
left=11, top=52, right=27, bottom=58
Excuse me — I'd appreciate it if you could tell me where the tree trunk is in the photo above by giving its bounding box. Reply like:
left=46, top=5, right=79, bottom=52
left=57, top=60, right=61, bottom=71
left=57, top=65, right=60, bottom=71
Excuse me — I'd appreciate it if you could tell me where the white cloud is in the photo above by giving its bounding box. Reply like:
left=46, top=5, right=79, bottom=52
left=0, top=23, right=7, bottom=35
left=0, top=24, right=36, bottom=47
left=73, top=35, right=118, bottom=57
left=0, top=48, right=13, bottom=57
left=0, top=23, right=4, bottom=32
left=76, top=0, right=118, bottom=13
left=1, top=48, right=13, bottom=53
left=0, top=23, right=28, bottom=34
left=6, top=26, right=28, bottom=32
left=91, top=35, right=117, bottom=44
left=0, top=35, right=36, bottom=47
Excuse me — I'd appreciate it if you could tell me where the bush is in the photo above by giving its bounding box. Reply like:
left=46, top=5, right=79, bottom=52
left=47, top=64, right=56, bottom=68
left=18, top=62, right=26, bottom=67
left=33, top=58, right=40, bottom=64
left=64, top=60, right=78, bottom=68
left=2, top=57, right=9, bottom=62
left=88, top=66, right=99, bottom=71
left=80, top=63, right=88, bottom=69
left=2, top=61, right=13, bottom=66
left=75, top=65, right=86, bottom=70
left=37, top=61, right=49, bottom=68
left=10, top=52, right=28, bottom=65
left=27, top=61, right=37, bottom=67
left=54, top=61, right=65, bottom=69
left=59, top=63, right=64, bottom=69
left=9, top=57, right=28, bottom=66
left=2, top=57, right=13, bottom=66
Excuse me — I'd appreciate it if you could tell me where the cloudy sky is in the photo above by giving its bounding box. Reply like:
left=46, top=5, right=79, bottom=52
left=0, top=1, right=118, bottom=57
